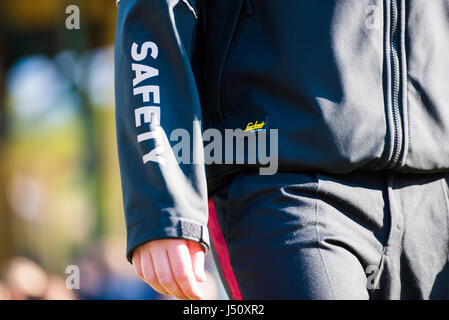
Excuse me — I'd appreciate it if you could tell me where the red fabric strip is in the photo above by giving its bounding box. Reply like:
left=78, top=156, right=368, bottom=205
left=207, top=197, right=242, bottom=300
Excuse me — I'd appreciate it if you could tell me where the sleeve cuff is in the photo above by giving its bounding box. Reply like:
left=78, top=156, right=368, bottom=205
left=126, top=215, right=210, bottom=263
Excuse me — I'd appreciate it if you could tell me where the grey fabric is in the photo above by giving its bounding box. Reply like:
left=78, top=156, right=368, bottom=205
left=212, top=170, right=449, bottom=299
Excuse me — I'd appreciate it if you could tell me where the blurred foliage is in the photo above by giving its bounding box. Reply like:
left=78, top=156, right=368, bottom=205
left=0, top=0, right=225, bottom=300
left=0, top=0, right=122, bottom=274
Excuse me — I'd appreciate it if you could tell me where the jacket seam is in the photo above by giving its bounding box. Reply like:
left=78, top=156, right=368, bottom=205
left=379, top=0, right=395, bottom=170
left=214, top=0, right=245, bottom=122
left=394, top=0, right=409, bottom=168
left=127, top=214, right=207, bottom=231
left=181, top=0, right=198, bottom=19
left=401, top=0, right=410, bottom=167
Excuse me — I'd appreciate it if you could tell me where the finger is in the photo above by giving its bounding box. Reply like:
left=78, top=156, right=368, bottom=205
left=151, top=248, right=188, bottom=300
left=188, top=241, right=207, bottom=283
left=167, top=242, right=204, bottom=300
left=132, top=250, right=144, bottom=281
left=140, top=249, right=170, bottom=296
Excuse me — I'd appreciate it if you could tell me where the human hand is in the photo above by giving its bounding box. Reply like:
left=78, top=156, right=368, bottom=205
left=132, top=239, right=207, bottom=300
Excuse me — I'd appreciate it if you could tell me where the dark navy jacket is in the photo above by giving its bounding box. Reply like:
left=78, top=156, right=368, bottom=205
left=114, top=0, right=449, bottom=261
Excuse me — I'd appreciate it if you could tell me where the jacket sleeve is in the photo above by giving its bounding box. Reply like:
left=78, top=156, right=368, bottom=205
left=114, top=0, right=209, bottom=262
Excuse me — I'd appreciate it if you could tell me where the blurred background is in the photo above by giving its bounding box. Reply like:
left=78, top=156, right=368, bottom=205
left=0, top=0, right=226, bottom=300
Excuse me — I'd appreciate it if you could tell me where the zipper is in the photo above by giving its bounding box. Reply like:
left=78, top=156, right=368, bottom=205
left=212, top=0, right=252, bottom=123
left=387, top=0, right=403, bottom=169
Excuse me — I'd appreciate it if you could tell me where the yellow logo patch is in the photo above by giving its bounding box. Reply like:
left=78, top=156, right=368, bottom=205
left=243, top=120, right=265, bottom=132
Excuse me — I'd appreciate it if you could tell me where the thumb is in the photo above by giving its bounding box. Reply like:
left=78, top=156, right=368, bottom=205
left=188, top=240, right=207, bottom=282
